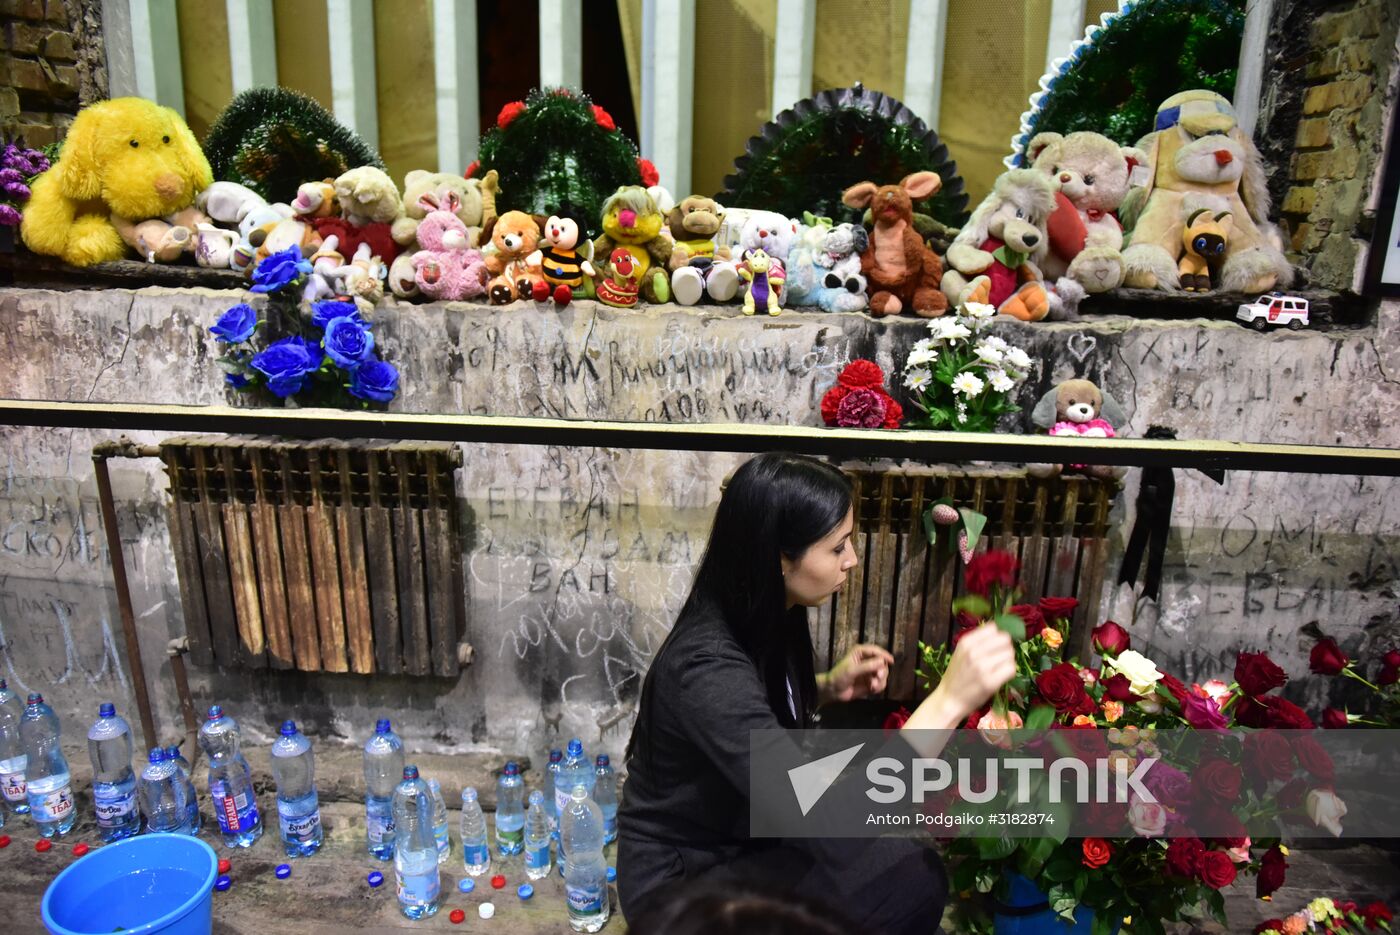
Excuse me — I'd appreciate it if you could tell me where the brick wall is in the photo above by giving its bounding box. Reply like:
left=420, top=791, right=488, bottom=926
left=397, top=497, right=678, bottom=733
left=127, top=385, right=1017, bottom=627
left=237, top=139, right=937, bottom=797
left=1274, top=0, right=1399, bottom=292
left=0, top=0, right=105, bottom=148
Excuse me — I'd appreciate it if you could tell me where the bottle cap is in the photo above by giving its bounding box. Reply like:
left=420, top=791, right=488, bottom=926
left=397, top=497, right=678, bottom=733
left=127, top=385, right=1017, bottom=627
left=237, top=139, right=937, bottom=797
left=490, top=874, right=506, bottom=889
left=461, top=786, right=477, bottom=802
left=503, top=761, right=519, bottom=776
left=28, top=693, right=43, bottom=705
left=596, top=754, right=609, bottom=767
left=35, top=838, right=52, bottom=853
left=0, top=678, right=6, bottom=690
left=98, top=703, right=115, bottom=717
left=206, top=705, right=223, bottom=720
left=517, top=883, right=533, bottom=900
left=571, top=785, right=588, bottom=801
left=367, top=871, right=384, bottom=887
left=72, top=842, right=89, bottom=857
left=148, top=748, right=166, bottom=763
left=279, top=720, right=297, bottom=736
left=165, top=745, right=181, bottom=759
left=458, top=877, right=475, bottom=893
left=607, top=865, right=617, bottom=882
left=214, top=875, right=232, bottom=892
left=217, top=858, right=232, bottom=875
left=0, top=835, right=10, bottom=848
left=275, top=864, right=291, bottom=880
left=375, top=718, right=391, bottom=733
left=527, top=790, right=543, bottom=805
left=403, top=765, right=419, bottom=780
left=449, top=908, right=466, bottom=924
left=549, top=749, right=562, bottom=762
left=478, top=902, right=495, bottom=920
left=566, top=738, right=583, bottom=756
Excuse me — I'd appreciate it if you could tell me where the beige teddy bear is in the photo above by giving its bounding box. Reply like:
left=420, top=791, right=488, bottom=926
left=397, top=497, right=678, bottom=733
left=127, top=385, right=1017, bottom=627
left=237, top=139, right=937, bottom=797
left=388, top=169, right=500, bottom=298
left=1027, top=131, right=1147, bottom=311
left=333, top=166, right=403, bottom=227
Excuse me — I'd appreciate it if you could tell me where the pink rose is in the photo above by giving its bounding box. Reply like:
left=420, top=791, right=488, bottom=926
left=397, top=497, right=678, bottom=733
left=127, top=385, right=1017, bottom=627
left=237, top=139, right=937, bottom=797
left=977, top=710, right=1023, bottom=750
left=1127, top=797, right=1168, bottom=837
left=1226, top=836, right=1251, bottom=863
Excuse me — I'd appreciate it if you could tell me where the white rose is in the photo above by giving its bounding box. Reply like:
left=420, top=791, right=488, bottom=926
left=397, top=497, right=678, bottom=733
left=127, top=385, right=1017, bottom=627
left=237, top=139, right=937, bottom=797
left=1306, top=789, right=1347, bottom=837
left=1109, top=650, right=1164, bottom=697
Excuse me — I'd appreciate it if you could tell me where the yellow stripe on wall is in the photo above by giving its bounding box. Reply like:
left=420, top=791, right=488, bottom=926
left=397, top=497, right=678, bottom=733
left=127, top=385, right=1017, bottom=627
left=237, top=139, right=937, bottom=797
left=177, top=0, right=233, bottom=140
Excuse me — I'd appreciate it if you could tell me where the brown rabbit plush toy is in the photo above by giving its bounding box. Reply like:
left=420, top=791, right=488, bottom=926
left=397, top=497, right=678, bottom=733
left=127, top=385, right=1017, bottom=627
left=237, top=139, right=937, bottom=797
left=840, top=172, right=948, bottom=318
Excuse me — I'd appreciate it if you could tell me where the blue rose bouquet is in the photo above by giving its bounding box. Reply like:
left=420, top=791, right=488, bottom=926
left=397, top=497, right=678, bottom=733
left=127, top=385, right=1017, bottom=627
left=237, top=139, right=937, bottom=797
left=211, top=255, right=400, bottom=406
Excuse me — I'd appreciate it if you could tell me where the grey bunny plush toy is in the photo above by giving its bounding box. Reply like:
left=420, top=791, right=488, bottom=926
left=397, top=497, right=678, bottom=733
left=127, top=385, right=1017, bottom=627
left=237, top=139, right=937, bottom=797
left=1027, top=378, right=1128, bottom=479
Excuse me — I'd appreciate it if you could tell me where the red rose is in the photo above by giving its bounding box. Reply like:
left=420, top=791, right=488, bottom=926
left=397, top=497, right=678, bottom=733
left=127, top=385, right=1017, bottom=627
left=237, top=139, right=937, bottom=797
left=1381, top=663, right=1400, bottom=686
left=1264, top=696, right=1315, bottom=730
left=1256, top=844, right=1288, bottom=899
left=1091, top=621, right=1131, bottom=656
left=1009, top=604, right=1045, bottom=639
left=1038, top=596, right=1078, bottom=620
left=1100, top=673, right=1141, bottom=703
left=1243, top=730, right=1295, bottom=782
left=1322, top=707, right=1349, bottom=729
left=883, top=706, right=910, bottom=735
left=497, top=100, right=526, bottom=128
left=1362, top=902, right=1394, bottom=928
left=637, top=158, right=659, bottom=187
left=1277, top=777, right=1307, bottom=809
left=464, top=160, right=480, bottom=179
left=964, top=550, right=1018, bottom=596
left=1291, top=734, right=1335, bottom=784
left=1081, top=837, right=1111, bottom=869
left=1180, top=691, right=1229, bottom=731
left=1197, top=849, right=1237, bottom=889
left=1036, top=663, right=1095, bottom=717
left=1164, top=837, right=1203, bottom=877
left=592, top=105, right=616, bottom=131
left=1384, top=649, right=1400, bottom=668
left=1309, top=637, right=1348, bottom=675
left=838, top=359, right=886, bottom=390
left=1235, top=650, right=1287, bottom=696
left=1158, top=671, right=1190, bottom=703
left=1193, top=759, right=1242, bottom=804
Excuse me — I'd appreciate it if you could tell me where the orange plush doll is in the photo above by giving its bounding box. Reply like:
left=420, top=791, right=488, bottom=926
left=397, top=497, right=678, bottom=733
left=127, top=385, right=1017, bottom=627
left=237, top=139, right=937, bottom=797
left=839, top=172, right=947, bottom=318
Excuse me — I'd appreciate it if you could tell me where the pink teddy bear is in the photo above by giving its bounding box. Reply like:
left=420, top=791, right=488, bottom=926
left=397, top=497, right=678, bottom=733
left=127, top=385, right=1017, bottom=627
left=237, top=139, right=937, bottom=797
left=411, top=202, right=489, bottom=301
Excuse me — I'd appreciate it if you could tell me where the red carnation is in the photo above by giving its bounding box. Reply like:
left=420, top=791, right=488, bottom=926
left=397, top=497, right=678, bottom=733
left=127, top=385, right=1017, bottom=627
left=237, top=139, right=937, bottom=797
left=838, top=359, right=886, bottom=389
left=964, top=550, right=1018, bottom=596
left=1361, top=902, right=1393, bottom=929
left=592, top=105, right=616, bottom=131
left=1081, top=837, right=1111, bottom=869
left=464, top=160, right=480, bottom=179
left=820, top=384, right=850, bottom=426
left=1091, top=620, right=1130, bottom=656
left=1164, top=836, right=1203, bottom=877
left=1235, top=650, right=1287, bottom=696
left=1038, top=596, right=1078, bottom=621
left=497, top=100, right=526, bottom=128
left=1256, top=844, right=1288, bottom=900
left=1197, top=849, right=1237, bottom=889
left=637, top=158, right=659, bottom=187
left=836, top=388, right=888, bottom=428
left=1310, top=638, right=1349, bottom=676
left=1321, top=707, right=1349, bottom=729
left=1009, top=604, right=1045, bottom=639
left=1036, top=663, right=1096, bottom=718
left=879, top=394, right=904, bottom=429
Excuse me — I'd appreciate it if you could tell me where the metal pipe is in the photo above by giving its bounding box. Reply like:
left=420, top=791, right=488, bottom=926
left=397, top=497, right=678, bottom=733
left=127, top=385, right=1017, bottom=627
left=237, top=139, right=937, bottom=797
left=168, top=641, right=200, bottom=771
left=92, top=453, right=158, bottom=753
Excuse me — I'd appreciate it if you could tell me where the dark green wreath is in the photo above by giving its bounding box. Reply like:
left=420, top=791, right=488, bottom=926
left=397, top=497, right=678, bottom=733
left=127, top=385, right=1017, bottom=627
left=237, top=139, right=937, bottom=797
left=717, top=85, right=969, bottom=226
left=1011, top=0, right=1245, bottom=164
left=203, top=87, right=385, bottom=204
left=472, top=87, right=647, bottom=226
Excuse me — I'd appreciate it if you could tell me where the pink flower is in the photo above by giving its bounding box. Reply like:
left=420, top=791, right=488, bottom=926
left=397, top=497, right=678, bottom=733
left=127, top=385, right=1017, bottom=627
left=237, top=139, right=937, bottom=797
left=835, top=388, right=888, bottom=428
left=1127, top=797, right=1168, bottom=837
left=1225, top=836, right=1251, bottom=863
left=977, top=710, right=1023, bottom=749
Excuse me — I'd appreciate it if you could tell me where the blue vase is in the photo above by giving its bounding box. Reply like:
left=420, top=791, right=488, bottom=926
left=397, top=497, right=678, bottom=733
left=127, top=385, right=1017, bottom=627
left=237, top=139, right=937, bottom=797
left=993, top=873, right=1123, bottom=935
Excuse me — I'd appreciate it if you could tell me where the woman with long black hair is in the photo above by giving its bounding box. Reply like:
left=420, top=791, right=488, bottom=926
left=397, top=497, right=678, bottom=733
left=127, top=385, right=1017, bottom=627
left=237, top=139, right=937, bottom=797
left=618, top=452, right=1017, bottom=934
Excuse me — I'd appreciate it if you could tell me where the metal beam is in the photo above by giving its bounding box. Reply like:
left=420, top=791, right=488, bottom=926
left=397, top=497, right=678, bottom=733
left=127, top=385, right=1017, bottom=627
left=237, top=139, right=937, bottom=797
left=771, top=0, right=816, bottom=118
left=2, top=400, right=1398, bottom=477
left=1044, top=0, right=1088, bottom=76
left=327, top=0, right=379, bottom=149
left=641, top=0, right=695, bottom=196
left=226, top=0, right=278, bottom=93
left=538, top=0, right=582, bottom=89
left=128, top=0, right=186, bottom=115
left=902, top=0, right=949, bottom=130
left=435, top=0, right=481, bottom=173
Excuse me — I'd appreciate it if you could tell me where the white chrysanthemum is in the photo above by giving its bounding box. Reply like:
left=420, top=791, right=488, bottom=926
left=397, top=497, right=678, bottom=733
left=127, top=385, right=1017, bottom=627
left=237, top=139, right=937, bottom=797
left=980, top=335, right=1009, bottom=353
left=912, top=337, right=934, bottom=353
left=951, top=372, right=984, bottom=397
left=942, top=322, right=972, bottom=343
left=1004, top=347, right=1032, bottom=370
left=906, top=346, right=938, bottom=368
left=974, top=344, right=1005, bottom=366
left=962, top=302, right=997, bottom=320
left=903, top=367, right=933, bottom=391
left=987, top=369, right=1015, bottom=393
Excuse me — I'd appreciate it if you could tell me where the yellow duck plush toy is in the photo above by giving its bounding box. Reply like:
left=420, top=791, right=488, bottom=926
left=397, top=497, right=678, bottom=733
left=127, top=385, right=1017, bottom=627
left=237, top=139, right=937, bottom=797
left=21, top=97, right=213, bottom=267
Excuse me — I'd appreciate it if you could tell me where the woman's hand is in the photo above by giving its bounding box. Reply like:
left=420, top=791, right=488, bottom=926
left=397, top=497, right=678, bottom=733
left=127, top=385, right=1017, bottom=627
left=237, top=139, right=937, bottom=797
left=819, top=644, right=895, bottom=704
left=900, top=624, right=1017, bottom=756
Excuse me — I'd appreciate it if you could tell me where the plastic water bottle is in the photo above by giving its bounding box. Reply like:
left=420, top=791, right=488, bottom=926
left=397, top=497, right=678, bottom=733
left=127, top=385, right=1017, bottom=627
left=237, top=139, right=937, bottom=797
left=427, top=778, right=450, bottom=864
left=165, top=745, right=201, bottom=834
left=0, top=679, right=27, bottom=815
left=594, top=754, right=618, bottom=844
left=198, top=705, right=262, bottom=847
left=270, top=721, right=323, bottom=857
left=363, top=719, right=403, bottom=861
left=21, top=694, right=75, bottom=837
left=555, top=739, right=595, bottom=817
left=544, top=748, right=563, bottom=834
left=87, top=703, right=139, bottom=841
left=523, top=789, right=553, bottom=880
left=460, top=786, right=490, bottom=875
left=495, top=761, right=524, bottom=856
left=562, top=786, right=610, bottom=932
left=139, top=748, right=189, bottom=834
left=392, top=766, right=441, bottom=920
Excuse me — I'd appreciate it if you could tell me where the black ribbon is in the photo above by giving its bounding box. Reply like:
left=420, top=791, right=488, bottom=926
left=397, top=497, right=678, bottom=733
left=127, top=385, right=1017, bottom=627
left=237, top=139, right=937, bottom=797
left=1117, top=426, right=1226, bottom=601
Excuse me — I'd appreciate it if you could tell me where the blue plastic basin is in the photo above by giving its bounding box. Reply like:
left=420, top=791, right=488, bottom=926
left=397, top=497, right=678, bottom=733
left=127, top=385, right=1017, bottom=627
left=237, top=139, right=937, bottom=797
left=41, top=834, right=218, bottom=935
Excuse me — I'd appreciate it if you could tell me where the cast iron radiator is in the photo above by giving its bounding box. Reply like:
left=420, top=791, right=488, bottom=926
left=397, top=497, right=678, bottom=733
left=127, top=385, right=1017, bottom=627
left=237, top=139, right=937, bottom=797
left=816, top=468, right=1119, bottom=701
left=160, top=436, right=466, bottom=677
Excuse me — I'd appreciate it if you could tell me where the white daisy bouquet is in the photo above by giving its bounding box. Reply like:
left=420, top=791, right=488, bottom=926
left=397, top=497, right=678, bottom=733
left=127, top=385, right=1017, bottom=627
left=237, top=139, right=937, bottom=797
left=900, top=301, right=1033, bottom=432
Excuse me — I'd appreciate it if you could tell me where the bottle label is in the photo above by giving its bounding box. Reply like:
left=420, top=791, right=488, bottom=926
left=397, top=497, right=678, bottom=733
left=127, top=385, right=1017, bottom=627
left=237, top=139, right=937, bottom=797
left=525, top=842, right=551, bottom=872
left=211, top=781, right=259, bottom=833
left=566, top=881, right=605, bottom=914
left=366, top=809, right=394, bottom=846
left=497, top=826, right=523, bottom=846
left=463, top=842, right=490, bottom=866
left=94, top=786, right=137, bottom=826
left=278, top=806, right=321, bottom=842
left=396, top=867, right=440, bottom=905
left=435, top=828, right=449, bottom=856
left=0, top=767, right=25, bottom=803
left=554, top=787, right=574, bottom=816
left=30, top=784, right=74, bottom=823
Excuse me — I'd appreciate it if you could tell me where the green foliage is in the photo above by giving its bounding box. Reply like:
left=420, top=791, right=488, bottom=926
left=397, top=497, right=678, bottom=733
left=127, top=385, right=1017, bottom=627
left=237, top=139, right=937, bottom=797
left=1018, top=0, right=1246, bottom=156
left=719, top=86, right=969, bottom=225
left=203, top=87, right=385, bottom=203
left=475, top=87, right=643, bottom=228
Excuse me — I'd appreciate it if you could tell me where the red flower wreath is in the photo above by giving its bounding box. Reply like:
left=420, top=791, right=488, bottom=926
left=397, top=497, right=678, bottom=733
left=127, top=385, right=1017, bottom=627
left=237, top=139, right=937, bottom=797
left=592, top=105, right=616, bottom=132
left=820, top=360, right=903, bottom=429
left=497, top=101, right=526, bottom=129
left=464, top=160, right=479, bottom=179
left=637, top=158, right=659, bottom=188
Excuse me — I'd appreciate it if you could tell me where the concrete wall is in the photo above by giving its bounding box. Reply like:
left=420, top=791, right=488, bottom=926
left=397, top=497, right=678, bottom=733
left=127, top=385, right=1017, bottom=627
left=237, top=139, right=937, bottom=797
left=1, top=289, right=1399, bottom=767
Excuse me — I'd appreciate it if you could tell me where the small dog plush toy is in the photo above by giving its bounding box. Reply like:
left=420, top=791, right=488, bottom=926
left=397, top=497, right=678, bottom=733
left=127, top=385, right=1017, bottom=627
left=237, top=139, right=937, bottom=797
left=1028, top=378, right=1127, bottom=479
left=1178, top=207, right=1231, bottom=292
